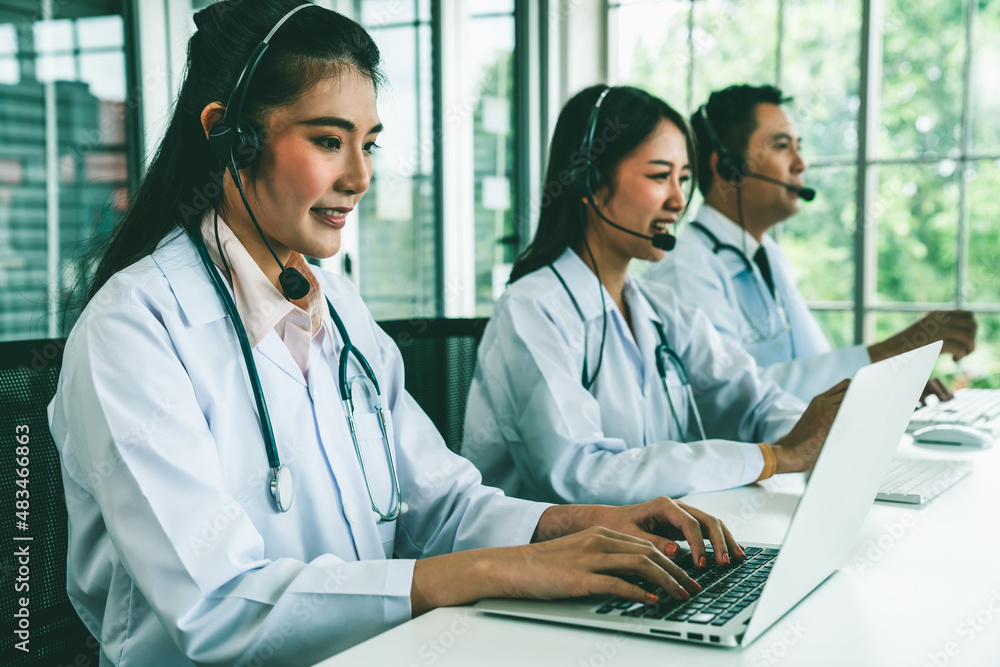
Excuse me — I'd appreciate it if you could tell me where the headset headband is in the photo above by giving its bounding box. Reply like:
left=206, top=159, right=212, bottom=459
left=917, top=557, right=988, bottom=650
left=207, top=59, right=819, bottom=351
left=696, top=103, right=744, bottom=183
left=581, top=87, right=611, bottom=167
left=221, top=3, right=315, bottom=128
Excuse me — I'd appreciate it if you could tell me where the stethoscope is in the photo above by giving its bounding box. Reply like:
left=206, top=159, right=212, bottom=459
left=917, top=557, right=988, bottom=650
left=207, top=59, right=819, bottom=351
left=689, top=221, right=791, bottom=344
left=549, top=264, right=707, bottom=442
left=651, top=321, right=707, bottom=441
left=188, top=228, right=405, bottom=521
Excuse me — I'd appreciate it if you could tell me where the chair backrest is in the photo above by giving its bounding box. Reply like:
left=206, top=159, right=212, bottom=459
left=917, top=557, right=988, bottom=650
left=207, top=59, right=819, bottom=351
left=0, top=339, right=100, bottom=666
left=377, top=318, right=488, bottom=454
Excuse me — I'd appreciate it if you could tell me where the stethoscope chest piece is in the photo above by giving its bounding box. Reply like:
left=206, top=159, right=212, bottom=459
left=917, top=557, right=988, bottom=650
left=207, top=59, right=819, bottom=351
left=270, top=465, right=294, bottom=512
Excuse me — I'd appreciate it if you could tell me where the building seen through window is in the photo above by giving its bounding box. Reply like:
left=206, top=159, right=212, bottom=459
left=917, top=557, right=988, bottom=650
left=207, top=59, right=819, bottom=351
left=0, top=0, right=132, bottom=341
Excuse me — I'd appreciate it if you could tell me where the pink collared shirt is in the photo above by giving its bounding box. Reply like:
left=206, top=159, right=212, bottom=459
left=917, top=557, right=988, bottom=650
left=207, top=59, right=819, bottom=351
left=199, top=212, right=334, bottom=378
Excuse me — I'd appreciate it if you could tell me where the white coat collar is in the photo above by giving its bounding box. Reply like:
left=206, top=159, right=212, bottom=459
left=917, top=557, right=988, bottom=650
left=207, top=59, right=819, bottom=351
left=149, top=229, right=348, bottom=388
left=696, top=204, right=764, bottom=258
left=150, top=227, right=357, bottom=339
left=150, top=228, right=229, bottom=327
left=622, top=278, right=666, bottom=350
left=688, top=204, right=780, bottom=280
left=550, top=247, right=622, bottom=323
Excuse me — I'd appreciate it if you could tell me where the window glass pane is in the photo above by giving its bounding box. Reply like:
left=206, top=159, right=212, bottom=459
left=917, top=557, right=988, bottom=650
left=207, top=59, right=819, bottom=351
left=782, top=0, right=861, bottom=159
left=874, top=163, right=959, bottom=304
left=468, top=0, right=514, bottom=15
left=971, top=0, right=1000, bottom=154
left=691, top=0, right=779, bottom=107
left=811, top=309, right=854, bottom=349
left=36, top=53, right=75, bottom=82
left=79, top=52, right=126, bottom=101
left=0, top=2, right=132, bottom=342
left=359, top=19, right=436, bottom=319
left=966, top=159, right=1000, bottom=305
left=878, top=0, right=965, bottom=157
left=0, top=23, right=16, bottom=55
left=77, top=15, right=123, bottom=49
left=360, top=0, right=417, bottom=26
left=874, top=311, right=1000, bottom=390
left=33, top=18, right=74, bottom=53
left=0, top=57, right=17, bottom=84
left=612, top=1, right=691, bottom=109
left=469, top=12, right=515, bottom=316
left=0, top=21, right=16, bottom=84
left=778, top=165, right=856, bottom=302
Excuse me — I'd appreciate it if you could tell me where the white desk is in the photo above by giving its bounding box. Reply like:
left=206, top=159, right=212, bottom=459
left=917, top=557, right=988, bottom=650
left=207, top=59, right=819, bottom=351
left=318, top=440, right=1000, bottom=667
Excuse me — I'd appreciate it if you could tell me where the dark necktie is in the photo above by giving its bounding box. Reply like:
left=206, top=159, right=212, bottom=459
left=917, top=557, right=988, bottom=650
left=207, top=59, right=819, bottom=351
left=753, top=246, right=776, bottom=298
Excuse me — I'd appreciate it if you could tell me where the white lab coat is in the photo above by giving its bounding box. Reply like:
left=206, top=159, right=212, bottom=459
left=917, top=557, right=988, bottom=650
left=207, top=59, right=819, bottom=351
left=645, top=205, right=870, bottom=402
left=48, top=229, right=549, bottom=667
left=462, top=248, right=806, bottom=505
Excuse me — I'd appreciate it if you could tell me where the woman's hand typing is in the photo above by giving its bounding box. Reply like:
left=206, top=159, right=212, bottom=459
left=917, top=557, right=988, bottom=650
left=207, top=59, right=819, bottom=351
left=411, top=497, right=741, bottom=615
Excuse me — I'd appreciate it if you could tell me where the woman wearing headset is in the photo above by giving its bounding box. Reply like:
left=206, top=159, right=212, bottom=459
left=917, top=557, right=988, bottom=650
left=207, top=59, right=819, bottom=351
left=462, top=85, right=848, bottom=505
left=48, top=4, right=741, bottom=665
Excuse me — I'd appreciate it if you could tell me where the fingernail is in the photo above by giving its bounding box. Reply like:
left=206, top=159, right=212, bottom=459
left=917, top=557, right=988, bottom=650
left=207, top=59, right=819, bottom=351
left=679, top=588, right=691, bottom=600
left=666, top=544, right=678, bottom=557
left=646, top=592, right=659, bottom=604
left=690, top=580, right=702, bottom=592
left=699, top=555, right=707, bottom=568
left=722, top=553, right=731, bottom=565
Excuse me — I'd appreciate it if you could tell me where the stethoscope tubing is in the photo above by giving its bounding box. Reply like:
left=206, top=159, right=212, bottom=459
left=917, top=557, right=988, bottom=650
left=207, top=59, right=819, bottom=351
left=189, top=229, right=403, bottom=520
left=190, top=229, right=282, bottom=472
left=551, top=263, right=707, bottom=444
left=689, top=222, right=790, bottom=344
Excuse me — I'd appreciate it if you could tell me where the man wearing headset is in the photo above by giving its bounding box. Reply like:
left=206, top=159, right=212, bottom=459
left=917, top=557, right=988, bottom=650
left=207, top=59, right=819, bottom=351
left=646, top=84, right=977, bottom=402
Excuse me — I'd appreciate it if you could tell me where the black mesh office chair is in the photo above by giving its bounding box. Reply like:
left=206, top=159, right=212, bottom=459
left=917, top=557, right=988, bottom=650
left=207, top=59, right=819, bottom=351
left=377, top=318, right=489, bottom=454
left=0, top=339, right=100, bottom=666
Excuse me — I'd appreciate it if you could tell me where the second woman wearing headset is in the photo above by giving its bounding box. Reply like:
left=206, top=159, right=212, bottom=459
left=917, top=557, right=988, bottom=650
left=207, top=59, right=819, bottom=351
left=463, top=85, right=848, bottom=505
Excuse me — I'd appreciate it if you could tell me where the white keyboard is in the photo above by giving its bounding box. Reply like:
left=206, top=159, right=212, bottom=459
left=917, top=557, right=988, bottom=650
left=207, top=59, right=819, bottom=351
left=908, top=388, right=1000, bottom=436
left=876, top=457, right=973, bottom=504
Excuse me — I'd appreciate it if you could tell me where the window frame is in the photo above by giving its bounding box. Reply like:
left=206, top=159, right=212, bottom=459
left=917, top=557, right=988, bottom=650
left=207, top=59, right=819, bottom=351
left=607, top=0, right=1000, bottom=349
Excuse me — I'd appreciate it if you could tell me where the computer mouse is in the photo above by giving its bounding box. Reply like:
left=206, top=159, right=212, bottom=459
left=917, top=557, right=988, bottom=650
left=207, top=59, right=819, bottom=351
left=912, top=424, right=993, bottom=448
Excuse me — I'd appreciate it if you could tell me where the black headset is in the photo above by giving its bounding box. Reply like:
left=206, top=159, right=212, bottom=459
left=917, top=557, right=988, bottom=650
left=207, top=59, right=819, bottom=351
left=694, top=102, right=816, bottom=201
left=205, top=3, right=316, bottom=300
left=568, top=86, right=677, bottom=251
left=206, top=4, right=316, bottom=173
left=567, top=88, right=609, bottom=199
left=695, top=104, right=745, bottom=184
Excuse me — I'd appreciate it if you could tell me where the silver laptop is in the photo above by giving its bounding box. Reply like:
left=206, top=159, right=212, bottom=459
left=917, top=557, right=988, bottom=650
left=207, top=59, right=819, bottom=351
left=475, top=341, right=942, bottom=648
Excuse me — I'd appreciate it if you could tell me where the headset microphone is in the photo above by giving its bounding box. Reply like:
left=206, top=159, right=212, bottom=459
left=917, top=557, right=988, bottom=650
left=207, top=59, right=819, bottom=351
left=743, top=172, right=816, bottom=201
left=586, top=199, right=677, bottom=250
left=652, top=232, right=677, bottom=251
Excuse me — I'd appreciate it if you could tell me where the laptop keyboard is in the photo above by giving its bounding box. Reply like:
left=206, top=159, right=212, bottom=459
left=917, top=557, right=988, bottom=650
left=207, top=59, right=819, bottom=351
left=593, top=546, right=778, bottom=627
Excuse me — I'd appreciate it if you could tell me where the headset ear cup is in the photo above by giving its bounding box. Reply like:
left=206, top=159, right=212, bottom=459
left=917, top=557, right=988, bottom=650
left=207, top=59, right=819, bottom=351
left=569, top=161, right=601, bottom=200
left=207, top=123, right=235, bottom=168
left=583, top=163, right=601, bottom=197
left=568, top=163, right=586, bottom=198
left=230, top=123, right=261, bottom=171
left=717, top=152, right=745, bottom=185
